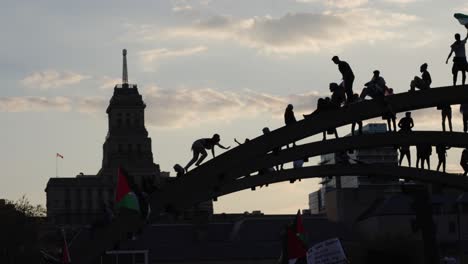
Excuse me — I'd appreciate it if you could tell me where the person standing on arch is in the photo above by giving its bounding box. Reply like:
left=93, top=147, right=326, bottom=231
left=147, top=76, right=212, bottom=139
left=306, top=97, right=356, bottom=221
left=184, top=134, right=230, bottom=172
left=446, top=28, right=468, bottom=86
left=284, top=104, right=297, bottom=148
left=332, top=56, right=355, bottom=102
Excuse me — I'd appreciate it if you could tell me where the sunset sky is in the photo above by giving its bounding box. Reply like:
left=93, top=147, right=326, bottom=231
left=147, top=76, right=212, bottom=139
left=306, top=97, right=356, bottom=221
left=2, top=0, right=468, bottom=214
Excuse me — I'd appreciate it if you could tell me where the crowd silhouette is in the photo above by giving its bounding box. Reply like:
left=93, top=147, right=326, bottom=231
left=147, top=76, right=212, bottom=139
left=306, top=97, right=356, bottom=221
left=176, top=27, right=468, bottom=177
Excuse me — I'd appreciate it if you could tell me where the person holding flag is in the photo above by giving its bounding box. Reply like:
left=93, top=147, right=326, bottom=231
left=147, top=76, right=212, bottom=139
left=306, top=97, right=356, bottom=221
left=446, top=14, right=468, bottom=86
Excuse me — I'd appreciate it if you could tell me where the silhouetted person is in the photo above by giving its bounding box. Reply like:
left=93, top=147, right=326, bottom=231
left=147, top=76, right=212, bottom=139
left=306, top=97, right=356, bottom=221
left=416, top=144, right=431, bottom=170
left=382, top=88, right=396, bottom=132
left=461, top=103, right=468, bottom=132
left=330, top=82, right=346, bottom=107
left=184, top=134, right=230, bottom=171
left=332, top=56, right=355, bottom=102
left=360, top=70, right=387, bottom=100
left=398, top=112, right=414, bottom=132
left=399, top=145, right=411, bottom=167
left=349, top=94, right=363, bottom=136
left=461, top=148, right=468, bottom=176
left=263, top=127, right=283, bottom=170
left=173, top=164, right=185, bottom=177
left=436, top=145, right=450, bottom=173
left=234, top=138, right=250, bottom=146
left=284, top=104, right=297, bottom=148
left=410, top=63, right=432, bottom=91
left=291, top=157, right=309, bottom=183
left=446, top=29, right=468, bottom=86
left=437, top=104, right=453, bottom=132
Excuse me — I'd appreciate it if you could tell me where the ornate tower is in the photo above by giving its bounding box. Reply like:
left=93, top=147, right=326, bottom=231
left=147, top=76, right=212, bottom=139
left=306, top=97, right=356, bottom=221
left=99, top=49, right=160, bottom=187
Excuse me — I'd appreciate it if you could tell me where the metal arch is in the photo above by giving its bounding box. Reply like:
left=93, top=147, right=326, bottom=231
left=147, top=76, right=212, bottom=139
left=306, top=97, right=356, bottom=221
left=219, top=164, right=468, bottom=198
left=152, top=86, right=468, bottom=212
left=154, top=131, right=468, bottom=211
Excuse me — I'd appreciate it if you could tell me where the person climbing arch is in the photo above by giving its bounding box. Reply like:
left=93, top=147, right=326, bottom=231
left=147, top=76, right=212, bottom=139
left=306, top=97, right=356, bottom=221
left=184, top=134, right=230, bottom=172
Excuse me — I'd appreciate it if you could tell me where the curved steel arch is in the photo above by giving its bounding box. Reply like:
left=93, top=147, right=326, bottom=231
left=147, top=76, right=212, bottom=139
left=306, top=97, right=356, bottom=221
left=151, top=86, right=468, bottom=213
left=219, top=164, right=468, bottom=197
left=154, top=131, right=468, bottom=211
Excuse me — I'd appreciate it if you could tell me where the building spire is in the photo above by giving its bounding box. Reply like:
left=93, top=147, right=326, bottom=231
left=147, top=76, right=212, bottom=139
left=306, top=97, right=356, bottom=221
left=122, top=49, right=128, bottom=85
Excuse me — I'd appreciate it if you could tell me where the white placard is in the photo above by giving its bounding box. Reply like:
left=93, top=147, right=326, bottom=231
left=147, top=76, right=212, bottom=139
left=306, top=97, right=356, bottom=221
left=307, top=238, right=347, bottom=264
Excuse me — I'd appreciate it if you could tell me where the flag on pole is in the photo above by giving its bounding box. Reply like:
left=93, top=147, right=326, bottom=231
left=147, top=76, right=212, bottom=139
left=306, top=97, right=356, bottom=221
left=454, top=13, right=468, bottom=26
left=56, top=153, right=64, bottom=159
left=115, top=167, right=140, bottom=212
left=61, top=230, right=71, bottom=264
left=279, top=210, right=308, bottom=264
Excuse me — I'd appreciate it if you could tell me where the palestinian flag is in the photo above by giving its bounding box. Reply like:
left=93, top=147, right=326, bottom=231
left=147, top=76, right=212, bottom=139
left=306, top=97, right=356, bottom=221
left=61, top=230, right=71, bottom=264
left=454, top=13, right=468, bottom=26
left=115, top=167, right=140, bottom=212
left=279, top=210, right=308, bottom=264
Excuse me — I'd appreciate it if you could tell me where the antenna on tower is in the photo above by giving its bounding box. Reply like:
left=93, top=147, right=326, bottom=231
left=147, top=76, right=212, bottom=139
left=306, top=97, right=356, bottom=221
left=122, top=49, right=128, bottom=86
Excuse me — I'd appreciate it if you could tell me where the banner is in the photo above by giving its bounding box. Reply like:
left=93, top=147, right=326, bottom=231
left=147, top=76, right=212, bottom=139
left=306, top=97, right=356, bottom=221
left=307, top=238, right=347, bottom=264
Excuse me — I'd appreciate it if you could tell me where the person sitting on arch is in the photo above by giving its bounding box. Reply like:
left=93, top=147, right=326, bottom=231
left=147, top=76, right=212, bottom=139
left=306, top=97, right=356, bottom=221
left=360, top=70, right=387, bottom=100
left=399, top=145, right=411, bottom=167
left=461, top=148, right=468, bottom=176
left=330, top=82, right=346, bottom=108
left=436, top=145, right=451, bottom=173
left=284, top=104, right=297, bottom=148
left=446, top=28, right=468, bottom=86
left=398, top=112, right=414, bottom=132
left=184, top=134, right=230, bottom=172
left=410, top=63, right=432, bottom=92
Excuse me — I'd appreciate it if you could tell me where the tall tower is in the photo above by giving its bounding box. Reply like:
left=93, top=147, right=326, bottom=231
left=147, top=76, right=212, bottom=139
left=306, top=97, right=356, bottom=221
left=99, top=49, right=160, bottom=187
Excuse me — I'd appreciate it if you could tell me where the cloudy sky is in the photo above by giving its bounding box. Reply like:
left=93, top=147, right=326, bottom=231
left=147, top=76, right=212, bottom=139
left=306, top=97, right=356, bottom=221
left=2, top=0, right=468, bottom=214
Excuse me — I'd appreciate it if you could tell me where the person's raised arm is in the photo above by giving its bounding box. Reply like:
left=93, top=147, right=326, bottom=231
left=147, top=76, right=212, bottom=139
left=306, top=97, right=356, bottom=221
left=234, top=138, right=242, bottom=146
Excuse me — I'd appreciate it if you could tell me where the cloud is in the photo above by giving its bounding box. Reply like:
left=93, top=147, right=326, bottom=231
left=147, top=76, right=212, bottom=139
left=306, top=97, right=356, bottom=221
left=297, top=0, right=368, bottom=8
left=99, top=76, right=121, bottom=90
left=0, top=96, right=71, bottom=112
left=162, top=9, right=419, bottom=54
left=139, top=46, right=207, bottom=71
left=141, top=85, right=320, bottom=128
left=20, top=70, right=90, bottom=89
left=383, top=0, right=419, bottom=3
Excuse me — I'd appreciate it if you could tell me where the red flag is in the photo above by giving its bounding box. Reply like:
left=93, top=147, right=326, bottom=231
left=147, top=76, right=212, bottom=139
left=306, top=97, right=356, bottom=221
left=61, top=230, right=71, bottom=264
left=56, top=153, right=64, bottom=159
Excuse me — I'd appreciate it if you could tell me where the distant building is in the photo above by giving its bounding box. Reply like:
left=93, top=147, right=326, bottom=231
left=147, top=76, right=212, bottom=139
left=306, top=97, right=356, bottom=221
left=45, top=50, right=212, bottom=225
left=309, top=123, right=398, bottom=214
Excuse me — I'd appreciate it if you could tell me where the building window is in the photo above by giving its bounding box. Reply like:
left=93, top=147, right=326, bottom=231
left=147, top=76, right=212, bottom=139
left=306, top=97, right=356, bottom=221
left=117, top=113, right=122, bottom=128
left=126, top=113, right=131, bottom=127
left=449, top=221, right=456, bottom=233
